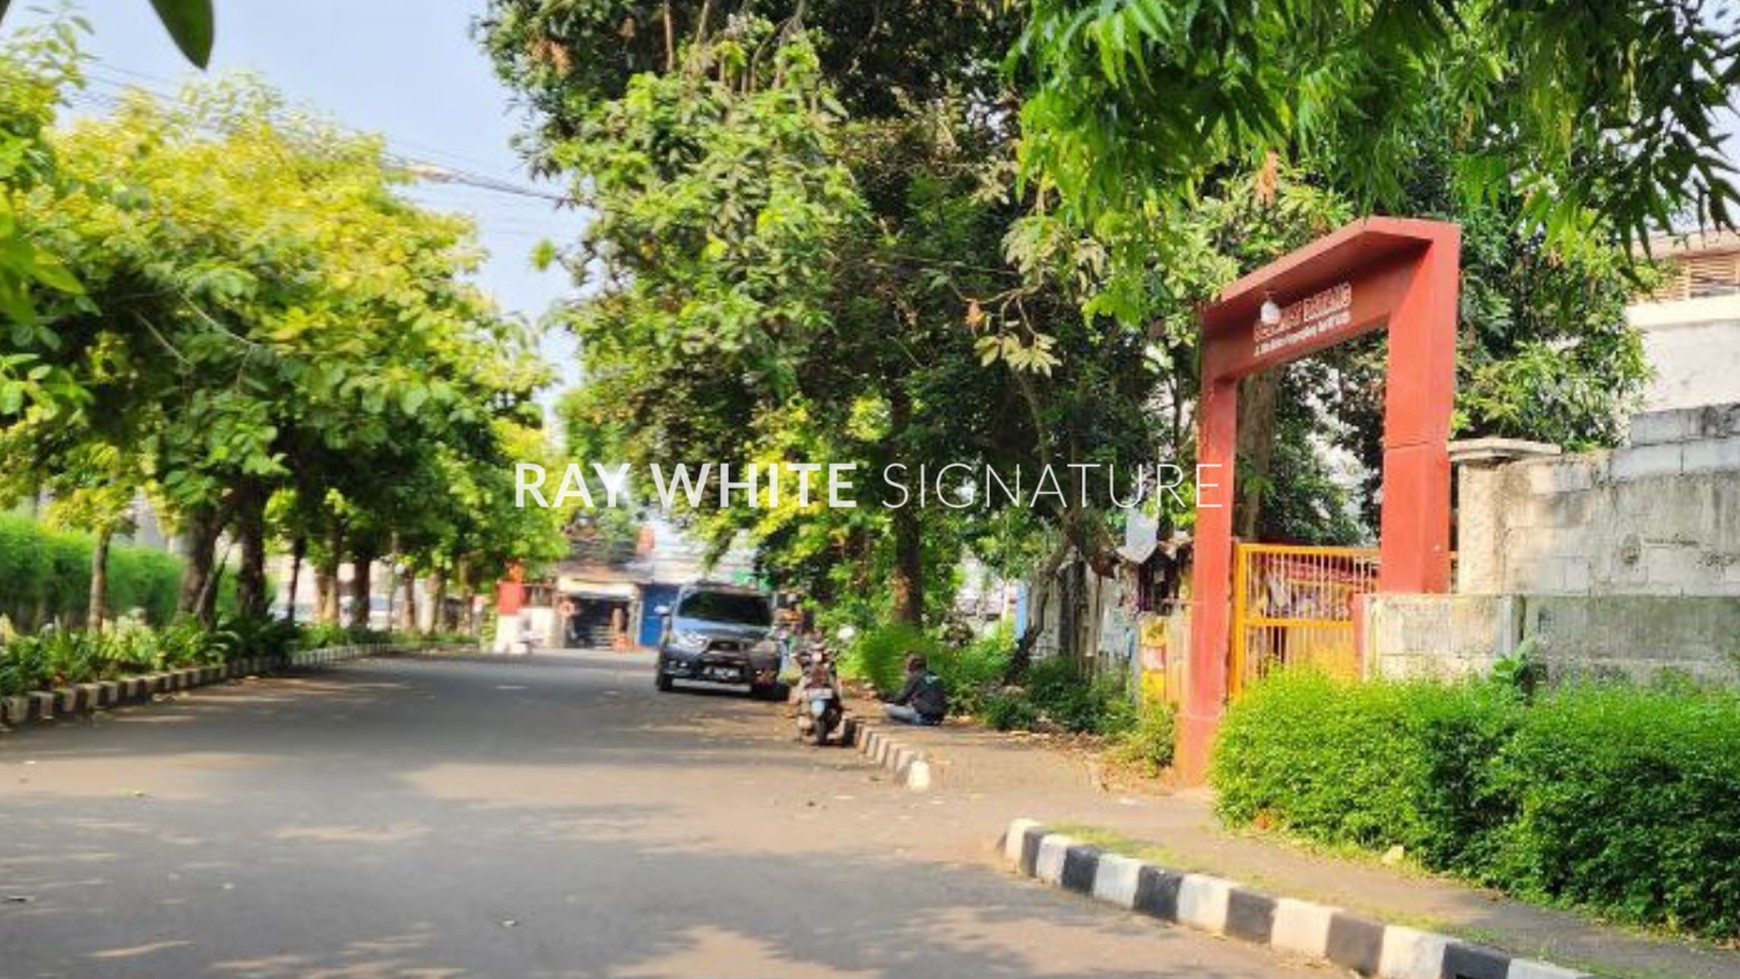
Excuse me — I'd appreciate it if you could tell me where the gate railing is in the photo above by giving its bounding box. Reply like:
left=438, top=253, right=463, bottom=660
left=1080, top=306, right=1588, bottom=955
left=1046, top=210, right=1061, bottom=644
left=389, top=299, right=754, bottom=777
left=1230, top=543, right=1380, bottom=698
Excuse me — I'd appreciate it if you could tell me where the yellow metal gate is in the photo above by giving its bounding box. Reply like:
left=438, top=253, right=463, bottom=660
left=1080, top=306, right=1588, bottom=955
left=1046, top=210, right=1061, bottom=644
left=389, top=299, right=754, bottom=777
left=1231, top=543, right=1379, bottom=697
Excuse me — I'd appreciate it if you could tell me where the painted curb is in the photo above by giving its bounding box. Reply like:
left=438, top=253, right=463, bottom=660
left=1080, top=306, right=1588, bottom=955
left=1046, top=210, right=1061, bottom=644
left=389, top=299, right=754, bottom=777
left=0, top=642, right=474, bottom=734
left=841, top=717, right=934, bottom=791
left=1001, top=819, right=1597, bottom=979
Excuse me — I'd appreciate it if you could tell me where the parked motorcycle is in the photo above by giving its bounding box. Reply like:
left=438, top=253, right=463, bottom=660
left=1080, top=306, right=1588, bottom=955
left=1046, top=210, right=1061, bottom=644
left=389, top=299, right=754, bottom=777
left=793, top=641, right=845, bottom=746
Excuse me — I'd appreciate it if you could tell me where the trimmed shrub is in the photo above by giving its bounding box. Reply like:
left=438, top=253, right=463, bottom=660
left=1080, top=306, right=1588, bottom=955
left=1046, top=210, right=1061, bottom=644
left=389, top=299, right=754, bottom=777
left=1490, top=685, right=1740, bottom=937
left=0, top=513, right=52, bottom=626
left=107, top=547, right=183, bottom=624
left=1214, top=671, right=1522, bottom=857
left=0, top=514, right=186, bottom=628
left=1216, top=670, right=1431, bottom=848
left=1211, top=668, right=1740, bottom=940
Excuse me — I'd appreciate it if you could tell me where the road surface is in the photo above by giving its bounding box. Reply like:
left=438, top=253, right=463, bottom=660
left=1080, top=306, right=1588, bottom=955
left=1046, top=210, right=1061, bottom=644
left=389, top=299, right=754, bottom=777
left=0, top=650, right=1322, bottom=978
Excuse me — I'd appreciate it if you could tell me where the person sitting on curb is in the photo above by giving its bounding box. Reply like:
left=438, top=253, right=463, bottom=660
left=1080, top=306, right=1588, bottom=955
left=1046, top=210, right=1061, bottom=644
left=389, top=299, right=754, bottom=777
left=883, top=654, right=947, bottom=726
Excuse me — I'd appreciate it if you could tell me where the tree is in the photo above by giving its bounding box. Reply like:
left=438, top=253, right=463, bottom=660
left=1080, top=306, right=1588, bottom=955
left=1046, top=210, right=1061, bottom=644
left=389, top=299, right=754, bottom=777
left=4, top=60, right=559, bottom=629
left=489, top=0, right=1723, bottom=665
left=486, top=4, right=1163, bottom=634
left=0, top=18, right=91, bottom=423
left=1011, top=0, right=1739, bottom=293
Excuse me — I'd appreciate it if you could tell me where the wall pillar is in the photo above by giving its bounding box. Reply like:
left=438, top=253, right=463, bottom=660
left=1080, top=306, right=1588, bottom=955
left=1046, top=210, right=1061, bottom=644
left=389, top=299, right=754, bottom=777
left=1445, top=439, right=1563, bottom=594
left=1178, top=374, right=1237, bottom=783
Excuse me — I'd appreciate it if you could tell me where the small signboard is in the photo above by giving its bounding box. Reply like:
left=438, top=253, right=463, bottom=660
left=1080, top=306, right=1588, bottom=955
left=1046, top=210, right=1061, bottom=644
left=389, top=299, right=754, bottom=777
left=1254, top=281, right=1353, bottom=359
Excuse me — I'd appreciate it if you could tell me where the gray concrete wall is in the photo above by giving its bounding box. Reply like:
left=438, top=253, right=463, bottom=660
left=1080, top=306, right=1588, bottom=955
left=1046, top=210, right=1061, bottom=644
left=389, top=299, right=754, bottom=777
left=1457, top=403, right=1740, bottom=597
left=1363, top=593, right=1740, bottom=686
left=1361, top=594, right=1516, bottom=680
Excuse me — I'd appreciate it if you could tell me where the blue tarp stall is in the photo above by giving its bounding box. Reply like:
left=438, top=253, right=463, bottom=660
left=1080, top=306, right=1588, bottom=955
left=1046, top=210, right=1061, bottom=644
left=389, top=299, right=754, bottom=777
left=638, top=584, right=680, bottom=648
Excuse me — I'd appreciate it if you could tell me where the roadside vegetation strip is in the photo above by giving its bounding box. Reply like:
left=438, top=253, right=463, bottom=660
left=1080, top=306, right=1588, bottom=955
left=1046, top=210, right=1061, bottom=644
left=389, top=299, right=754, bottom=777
left=1212, top=670, right=1740, bottom=942
left=0, top=642, right=471, bottom=732
left=844, top=719, right=934, bottom=792
left=1001, top=819, right=1596, bottom=979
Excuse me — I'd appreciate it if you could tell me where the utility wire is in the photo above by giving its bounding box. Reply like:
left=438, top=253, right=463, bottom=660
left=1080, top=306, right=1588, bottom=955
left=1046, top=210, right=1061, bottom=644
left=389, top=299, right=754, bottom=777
left=70, top=59, right=577, bottom=208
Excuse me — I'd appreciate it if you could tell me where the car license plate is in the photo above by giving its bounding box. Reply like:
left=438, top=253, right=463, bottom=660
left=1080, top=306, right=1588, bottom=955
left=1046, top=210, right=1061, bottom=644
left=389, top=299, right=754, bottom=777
left=703, top=666, right=741, bottom=680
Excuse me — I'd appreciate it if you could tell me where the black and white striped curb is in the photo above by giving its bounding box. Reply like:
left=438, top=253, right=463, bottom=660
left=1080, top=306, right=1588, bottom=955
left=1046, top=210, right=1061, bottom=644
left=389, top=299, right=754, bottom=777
left=0, top=643, right=472, bottom=732
left=841, top=718, right=935, bottom=791
left=1002, top=819, right=1595, bottom=979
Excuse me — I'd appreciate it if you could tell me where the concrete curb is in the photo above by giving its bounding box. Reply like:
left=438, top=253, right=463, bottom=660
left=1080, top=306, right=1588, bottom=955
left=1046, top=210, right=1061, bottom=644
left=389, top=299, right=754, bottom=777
left=1001, top=819, right=1597, bottom=979
left=0, top=642, right=474, bottom=733
left=841, top=717, right=934, bottom=791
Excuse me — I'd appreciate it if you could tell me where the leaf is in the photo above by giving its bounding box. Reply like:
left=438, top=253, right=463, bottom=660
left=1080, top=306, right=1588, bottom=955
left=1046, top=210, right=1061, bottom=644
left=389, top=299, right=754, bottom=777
left=27, top=257, right=81, bottom=296
left=530, top=239, right=558, bottom=271
left=400, top=385, right=428, bottom=416
left=148, top=0, right=215, bottom=69
left=974, top=335, right=1001, bottom=366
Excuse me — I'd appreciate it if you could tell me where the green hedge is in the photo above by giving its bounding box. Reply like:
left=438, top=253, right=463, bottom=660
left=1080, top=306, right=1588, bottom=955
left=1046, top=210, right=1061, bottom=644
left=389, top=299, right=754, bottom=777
left=0, top=514, right=237, bottom=628
left=1492, top=686, right=1740, bottom=935
left=1211, top=670, right=1740, bottom=939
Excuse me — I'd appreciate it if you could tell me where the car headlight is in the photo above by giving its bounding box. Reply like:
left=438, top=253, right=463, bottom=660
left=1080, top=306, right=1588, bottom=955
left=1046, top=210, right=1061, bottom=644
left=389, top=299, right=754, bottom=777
left=670, top=631, right=708, bottom=651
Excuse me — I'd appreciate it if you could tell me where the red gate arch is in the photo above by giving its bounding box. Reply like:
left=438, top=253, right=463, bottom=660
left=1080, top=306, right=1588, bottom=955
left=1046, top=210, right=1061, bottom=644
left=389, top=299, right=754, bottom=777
left=1178, top=217, right=1460, bottom=782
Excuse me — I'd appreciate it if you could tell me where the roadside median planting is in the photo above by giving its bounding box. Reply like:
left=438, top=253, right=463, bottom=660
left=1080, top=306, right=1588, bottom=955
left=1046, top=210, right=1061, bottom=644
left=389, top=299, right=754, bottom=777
left=0, top=618, right=473, bottom=706
left=1210, top=669, right=1740, bottom=941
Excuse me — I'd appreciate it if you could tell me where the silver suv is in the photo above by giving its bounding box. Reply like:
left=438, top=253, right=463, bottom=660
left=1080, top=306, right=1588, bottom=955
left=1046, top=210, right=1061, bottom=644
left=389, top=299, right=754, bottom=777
left=653, top=584, right=783, bottom=698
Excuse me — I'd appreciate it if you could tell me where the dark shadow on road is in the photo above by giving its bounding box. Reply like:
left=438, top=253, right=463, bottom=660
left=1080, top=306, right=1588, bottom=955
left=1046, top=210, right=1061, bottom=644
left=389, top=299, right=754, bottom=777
left=0, top=652, right=1321, bottom=979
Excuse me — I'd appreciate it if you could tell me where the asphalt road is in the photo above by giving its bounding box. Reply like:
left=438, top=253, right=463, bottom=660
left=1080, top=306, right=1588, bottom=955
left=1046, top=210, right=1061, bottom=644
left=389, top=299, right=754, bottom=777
left=0, top=650, right=1322, bottom=979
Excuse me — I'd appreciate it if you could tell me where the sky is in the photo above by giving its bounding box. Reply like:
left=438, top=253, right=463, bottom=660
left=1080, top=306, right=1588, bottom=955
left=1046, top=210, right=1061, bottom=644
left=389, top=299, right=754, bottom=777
left=6, top=0, right=588, bottom=402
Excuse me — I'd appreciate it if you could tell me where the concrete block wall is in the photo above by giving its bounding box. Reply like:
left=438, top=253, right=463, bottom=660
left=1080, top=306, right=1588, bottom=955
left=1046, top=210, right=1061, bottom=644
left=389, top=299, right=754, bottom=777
left=1363, top=593, right=1740, bottom=686
left=1458, top=403, right=1740, bottom=598
left=1361, top=594, right=1517, bottom=680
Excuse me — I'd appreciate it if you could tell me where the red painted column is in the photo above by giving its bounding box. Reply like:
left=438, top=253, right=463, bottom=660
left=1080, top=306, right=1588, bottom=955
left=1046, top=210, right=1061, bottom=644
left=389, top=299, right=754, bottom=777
left=1376, top=232, right=1459, bottom=593
left=1178, top=370, right=1238, bottom=782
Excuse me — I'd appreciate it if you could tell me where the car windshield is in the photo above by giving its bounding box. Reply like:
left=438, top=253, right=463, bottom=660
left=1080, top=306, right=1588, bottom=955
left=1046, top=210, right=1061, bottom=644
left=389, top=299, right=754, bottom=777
left=676, top=591, right=771, bottom=626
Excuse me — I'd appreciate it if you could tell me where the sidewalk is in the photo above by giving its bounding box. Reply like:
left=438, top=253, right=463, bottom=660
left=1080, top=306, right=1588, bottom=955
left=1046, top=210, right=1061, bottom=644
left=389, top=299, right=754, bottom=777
left=850, top=700, right=1740, bottom=979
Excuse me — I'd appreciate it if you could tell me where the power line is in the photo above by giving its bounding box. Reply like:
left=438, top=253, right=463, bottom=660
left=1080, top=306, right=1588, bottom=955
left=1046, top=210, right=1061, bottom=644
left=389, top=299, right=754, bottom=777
left=72, top=58, right=578, bottom=208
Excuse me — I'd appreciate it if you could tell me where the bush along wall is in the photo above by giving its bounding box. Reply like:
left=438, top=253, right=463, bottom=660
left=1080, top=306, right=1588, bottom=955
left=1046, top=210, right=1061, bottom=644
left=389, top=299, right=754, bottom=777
left=1210, top=669, right=1740, bottom=940
left=0, top=514, right=242, bottom=629
left=2, top=515, right=182, bottom=628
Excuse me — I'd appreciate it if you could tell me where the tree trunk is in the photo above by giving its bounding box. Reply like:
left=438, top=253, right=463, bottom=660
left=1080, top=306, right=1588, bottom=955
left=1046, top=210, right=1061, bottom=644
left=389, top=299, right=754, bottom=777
left=315, top=524, right=343, bottom=625
left=88, top=525, right=112, bottom=631
left=285, top=536, right=306, bottom=626
left=1006, top=535, right=1072, bottom=683
left=1236, top=370, right=1282, bottom=540
left=889, top=503, right=924, bottom=626
left=177, top=506, right=223, bottom=625
left=429, top=571, right=449, bottom=635
left=885, top=381, right=924, bottom=626
left=314, top=564, right=335, bottom=624
left=399, top=567, right=418, bottom=632
left=350, top=548, right=376, bottom=629
left=233, top=480, right=270, bottom=620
